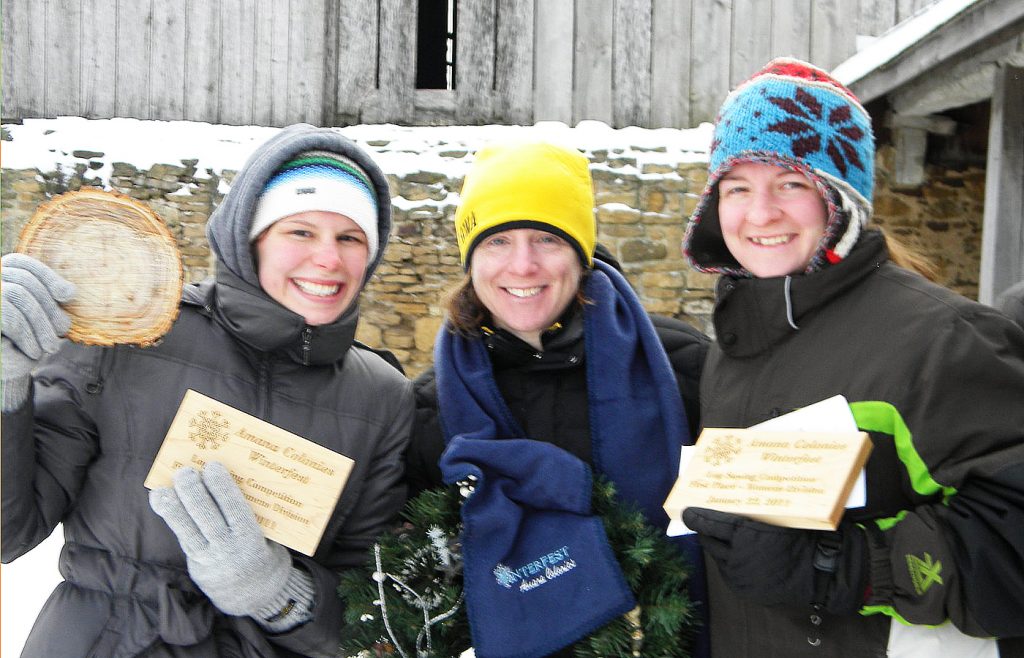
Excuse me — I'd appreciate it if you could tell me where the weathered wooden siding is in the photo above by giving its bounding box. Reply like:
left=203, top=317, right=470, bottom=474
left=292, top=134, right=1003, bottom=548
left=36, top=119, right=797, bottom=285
left=2, top=0, right=939, bottom=129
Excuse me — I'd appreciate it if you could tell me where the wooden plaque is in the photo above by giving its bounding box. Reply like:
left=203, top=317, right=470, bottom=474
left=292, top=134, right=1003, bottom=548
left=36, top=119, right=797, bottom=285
left=145, top=390, right=355, bottom=556
left=663, top=428, right=872, bottom=530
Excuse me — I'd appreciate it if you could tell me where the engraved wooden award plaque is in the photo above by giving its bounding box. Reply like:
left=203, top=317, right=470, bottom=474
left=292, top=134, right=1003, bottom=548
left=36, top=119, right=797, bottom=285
left=145, top=390, right=355, bottom=556
left=663, top=428, right=872, bottom=530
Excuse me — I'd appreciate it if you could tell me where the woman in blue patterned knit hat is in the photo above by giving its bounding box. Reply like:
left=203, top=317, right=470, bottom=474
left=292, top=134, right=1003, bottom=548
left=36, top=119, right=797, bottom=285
left=0, top=124, right=413, bottom=657
left=680, top=57, right=1024, bottom=657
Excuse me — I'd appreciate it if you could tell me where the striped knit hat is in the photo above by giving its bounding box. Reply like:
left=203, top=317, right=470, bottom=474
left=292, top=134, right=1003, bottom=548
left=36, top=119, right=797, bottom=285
left=683, top=57, right=875, bottom=276
left=249, top=151, right=380, bottom=260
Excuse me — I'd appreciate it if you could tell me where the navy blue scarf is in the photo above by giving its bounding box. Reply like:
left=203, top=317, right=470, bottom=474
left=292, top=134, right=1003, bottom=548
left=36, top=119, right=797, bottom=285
left=436, top=261, right=691, bottom=658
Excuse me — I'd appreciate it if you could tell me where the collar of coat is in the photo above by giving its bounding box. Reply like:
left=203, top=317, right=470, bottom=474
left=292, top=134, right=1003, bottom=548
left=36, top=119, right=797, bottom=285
left=713, top=229, right=888, bottom=358
left=184, top=264, right=359, bottom=366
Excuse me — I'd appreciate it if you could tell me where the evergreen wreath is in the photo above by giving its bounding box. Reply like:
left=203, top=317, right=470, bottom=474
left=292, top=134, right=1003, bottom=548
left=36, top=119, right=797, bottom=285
left=338, top=478, right=697, bottom=658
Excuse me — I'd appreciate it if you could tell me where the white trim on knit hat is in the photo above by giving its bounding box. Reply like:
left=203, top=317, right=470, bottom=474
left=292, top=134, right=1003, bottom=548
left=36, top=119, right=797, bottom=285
left=249, top=152, right=379, bottom=261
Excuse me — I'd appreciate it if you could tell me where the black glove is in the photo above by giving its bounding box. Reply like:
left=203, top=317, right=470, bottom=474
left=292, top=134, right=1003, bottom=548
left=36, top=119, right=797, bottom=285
left=683, top=507, right=868, bottom=614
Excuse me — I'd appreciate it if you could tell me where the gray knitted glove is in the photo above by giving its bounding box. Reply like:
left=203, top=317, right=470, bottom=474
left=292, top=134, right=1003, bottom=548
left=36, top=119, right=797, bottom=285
left=1, top=253, right=76, bottom=412
left=149, top=461, right=314, bottom=628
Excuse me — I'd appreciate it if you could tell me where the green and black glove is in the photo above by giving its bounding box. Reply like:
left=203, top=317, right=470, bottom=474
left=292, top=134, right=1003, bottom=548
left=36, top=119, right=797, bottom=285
left=683, top=507, right=868, bottom=614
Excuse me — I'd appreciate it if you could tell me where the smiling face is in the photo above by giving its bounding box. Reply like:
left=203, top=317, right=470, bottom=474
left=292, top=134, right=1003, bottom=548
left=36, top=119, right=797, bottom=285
left=255, top=211, right=369, bottom=325
left=717, top=162, right=829, bottom=278
left=470, top=228, right=583, bottom=350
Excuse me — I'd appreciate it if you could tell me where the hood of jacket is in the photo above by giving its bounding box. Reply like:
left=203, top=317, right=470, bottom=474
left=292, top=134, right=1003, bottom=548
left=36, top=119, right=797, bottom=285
left=205, top=123, right=393, bottom=289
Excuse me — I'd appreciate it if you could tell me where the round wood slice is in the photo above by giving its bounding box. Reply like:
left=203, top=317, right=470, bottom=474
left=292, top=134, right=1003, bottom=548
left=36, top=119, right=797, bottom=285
left=16, top=189, right=183, bottom=347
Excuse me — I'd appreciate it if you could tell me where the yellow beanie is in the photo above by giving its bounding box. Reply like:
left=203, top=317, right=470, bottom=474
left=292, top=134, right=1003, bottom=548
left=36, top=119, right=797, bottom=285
left=455, top=141, right=596, bottom=267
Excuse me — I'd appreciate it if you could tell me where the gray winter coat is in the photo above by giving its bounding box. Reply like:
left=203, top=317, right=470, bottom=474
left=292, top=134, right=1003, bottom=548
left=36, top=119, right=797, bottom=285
left=1, top=124, right=414, bottom=658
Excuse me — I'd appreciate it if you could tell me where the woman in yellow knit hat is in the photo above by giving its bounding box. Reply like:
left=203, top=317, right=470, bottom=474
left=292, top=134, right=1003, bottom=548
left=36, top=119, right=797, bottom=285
left=406, top=140, right=711, bottom=657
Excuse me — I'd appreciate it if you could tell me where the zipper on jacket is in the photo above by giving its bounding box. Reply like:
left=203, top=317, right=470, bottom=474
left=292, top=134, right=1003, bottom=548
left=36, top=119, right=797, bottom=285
left=257, top=357, right=271, bottom=418
left=85, top=346, right=114, bottom=394
left=301, top=327, right=313, bottom=366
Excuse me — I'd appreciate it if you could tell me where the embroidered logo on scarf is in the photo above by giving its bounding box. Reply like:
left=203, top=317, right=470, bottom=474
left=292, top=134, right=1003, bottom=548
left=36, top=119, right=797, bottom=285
left=493, top=545, right=578, bottom=592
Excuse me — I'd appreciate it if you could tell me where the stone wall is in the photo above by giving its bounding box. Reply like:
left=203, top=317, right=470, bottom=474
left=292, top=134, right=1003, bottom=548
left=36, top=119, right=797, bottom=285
left=1, top=140, right=985, bottom=378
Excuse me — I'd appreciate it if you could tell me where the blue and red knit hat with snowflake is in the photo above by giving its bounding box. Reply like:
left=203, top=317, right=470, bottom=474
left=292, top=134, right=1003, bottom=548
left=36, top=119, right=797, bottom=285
left=684, top=57, right=875, bottom=276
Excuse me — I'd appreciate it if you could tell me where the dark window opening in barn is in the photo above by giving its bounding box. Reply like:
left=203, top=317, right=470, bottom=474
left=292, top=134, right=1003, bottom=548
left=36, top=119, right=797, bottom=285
left=416, top=0, right=457, bottom=90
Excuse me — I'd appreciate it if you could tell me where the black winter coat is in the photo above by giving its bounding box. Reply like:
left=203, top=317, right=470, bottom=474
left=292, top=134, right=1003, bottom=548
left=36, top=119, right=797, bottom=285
left=2, top=274, right=413, bottom=658
left=698, top=230, right=1024, bottom=657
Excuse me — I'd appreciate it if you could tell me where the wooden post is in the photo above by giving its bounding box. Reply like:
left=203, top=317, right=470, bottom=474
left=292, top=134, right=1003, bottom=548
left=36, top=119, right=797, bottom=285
left=888, top=113, right=956, bottom=187
left=979, top=65, right=1024, bottom=304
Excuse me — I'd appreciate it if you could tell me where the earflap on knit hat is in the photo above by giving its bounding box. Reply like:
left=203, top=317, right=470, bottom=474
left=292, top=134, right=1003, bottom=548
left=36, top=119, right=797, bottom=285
left=683, top=57, right=874, bottom=275
left=455, top=141, right=596, bottom=268
left=250, top=151, right=380, bottom=260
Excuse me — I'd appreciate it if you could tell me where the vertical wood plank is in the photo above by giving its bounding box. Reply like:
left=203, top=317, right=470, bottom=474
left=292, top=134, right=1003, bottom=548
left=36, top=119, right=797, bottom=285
left=494, top=0, right=534, bottom=125
left=731, top=0, right=772, bottom=84
left=334, top=0, right=378, bottom=125
left=456, top=0, right=496, bottom=123
left=979, top=65, right=1024, bottom=304
left=811, top=0, right=856, bottom=70
left=573, top=0, right=614, bottom=125
left=219, top=0, right=257, bottom=125
left=253, top=0, right=275, bottom=126
left=368, top=0, right=416, bottom=124
left=1, top=0, right=22, bottom=117
left=115, top=0, right=151, bottom=119
left=857, top=0, right=897, bottom=37
left=4, top=0, right=46, bottom=118
left=770, top=0, right=811, bottom=61
left=44, top=0, right=82, bottom=116
left=690, top=0, right=732, bottom=125
left=150, top=0, right=187, bottom=120
left=322, top=0, right=340, bottom=126
left=534, top=1, right=574, bottom=123
left=80, top=0, right=118, bottom=118
left=651, top=0, right=691, bottom=128
left=613, top=0, right=652, bottom=127
left=286, top=0, right=327, bottom=125
left=184, top=0, right=220, bottom=121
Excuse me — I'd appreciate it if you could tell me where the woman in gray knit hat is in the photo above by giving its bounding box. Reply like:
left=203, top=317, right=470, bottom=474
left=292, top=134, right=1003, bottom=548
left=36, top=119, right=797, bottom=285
left=1, top=124, right=413, bottom=657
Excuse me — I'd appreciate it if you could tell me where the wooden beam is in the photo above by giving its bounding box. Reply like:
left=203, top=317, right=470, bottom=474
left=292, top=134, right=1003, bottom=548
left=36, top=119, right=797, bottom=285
left=850, top=0, right=1024, bottom=104
left=979, top=65, right=1024, bottom=304
left=890, top=33, right=1024, bottom=115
